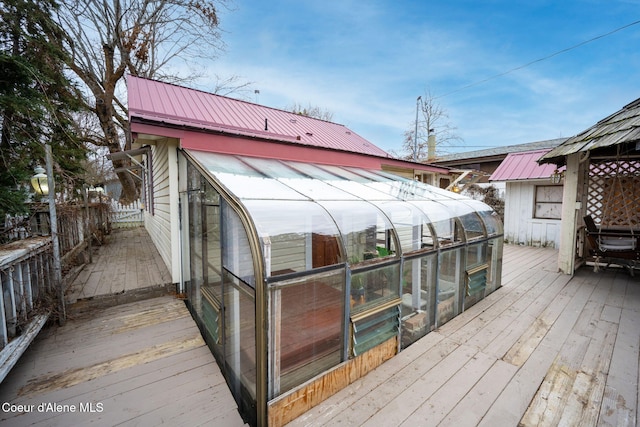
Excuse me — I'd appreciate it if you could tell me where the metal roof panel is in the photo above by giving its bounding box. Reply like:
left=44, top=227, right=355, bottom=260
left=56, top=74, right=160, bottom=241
left=490, top=149, right=560, bottom=181
left=128, top=76, right=391, bottom=158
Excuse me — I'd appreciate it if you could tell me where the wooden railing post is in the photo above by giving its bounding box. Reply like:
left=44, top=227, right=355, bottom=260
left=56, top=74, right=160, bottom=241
left=45, top=144, right=65, bottom=325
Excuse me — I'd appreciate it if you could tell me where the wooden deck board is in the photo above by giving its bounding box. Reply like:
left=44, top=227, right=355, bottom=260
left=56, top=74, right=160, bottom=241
left=2, top=237, right=638, bottom=426
left=67, top=227, right=172, bottom=303
left=287, top=245, right=639, bottom=427
left=0, top=296, right=246, bottom=426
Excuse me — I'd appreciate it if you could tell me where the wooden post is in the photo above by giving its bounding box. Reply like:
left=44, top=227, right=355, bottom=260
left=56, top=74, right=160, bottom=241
left=46, top=144, right=65, bottom=325
left=557, top=153, right=581, bottom=274
left=83, top=185, right=93, bottom=264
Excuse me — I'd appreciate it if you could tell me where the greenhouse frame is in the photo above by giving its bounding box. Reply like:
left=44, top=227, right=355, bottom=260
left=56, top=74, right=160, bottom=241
left=127, top=76, right=504, bottom=426
left=179, top=150, right=503, bottom=425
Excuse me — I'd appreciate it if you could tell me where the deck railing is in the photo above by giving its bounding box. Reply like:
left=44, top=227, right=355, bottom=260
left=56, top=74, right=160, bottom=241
left=0, top=201, right=111, bottom=381
left=0, top=237, right=55, bottom=380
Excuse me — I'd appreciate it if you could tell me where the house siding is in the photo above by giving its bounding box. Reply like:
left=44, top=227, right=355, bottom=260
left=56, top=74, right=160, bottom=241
left=144, top=139, right=180, bottom=283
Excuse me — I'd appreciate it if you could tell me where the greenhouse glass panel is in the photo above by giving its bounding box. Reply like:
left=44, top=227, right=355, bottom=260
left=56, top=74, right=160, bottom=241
left=464, top=242, right=488, bottom=309
left=222, top=201, right=256, bottom=288
left=350, top=262, right=400, bottom=314
left=437, top=248, right=462, bottom=325
left=219, top=173, right=307, bottom=200
left=241, top=157, right=356, bottom=201
left=186, top=164, right=224, bottom=352
left=223, top=270, right=257, bottom=419
left=187, top=168, right=204, bottom=313
left=351, top=304, right=399, bottom=356
left=401, top=254, right=437, bottom=348
left=351, top=169, right=449, bottom=201
left=310, top=165, right=400, bottom=201
left=268, top=269, right=345, bottom=396
left=372, top=201, right=433, bottom=254
left=464, top=200, right=503, bottom=236
left=319, top=200, right=398, bottom=264
left=410, top=200, right=462, bottom=247
left=362, top=169, right=468, bottom=201
left=486, top=237, right=504, bottom=294
left=242, top=200, right=343, bottom=276
left=195, top=152, right=307, bottom=200
left=439, top=200, right=486, bottom=241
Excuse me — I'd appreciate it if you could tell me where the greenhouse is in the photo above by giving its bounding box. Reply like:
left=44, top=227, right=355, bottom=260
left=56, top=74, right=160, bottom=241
left=178, top=149, right=503, bottom=426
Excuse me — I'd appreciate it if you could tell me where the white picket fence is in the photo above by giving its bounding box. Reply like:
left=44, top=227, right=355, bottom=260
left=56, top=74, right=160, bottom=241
left=111, top=200, right=144, bottom=228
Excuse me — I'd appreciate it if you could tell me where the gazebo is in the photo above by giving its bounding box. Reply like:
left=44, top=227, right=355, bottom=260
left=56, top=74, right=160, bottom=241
left=539, top=98, right=640, bottom=275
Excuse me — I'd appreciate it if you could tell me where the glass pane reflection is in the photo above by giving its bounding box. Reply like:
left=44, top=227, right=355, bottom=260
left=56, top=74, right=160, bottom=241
left=243, top=200, right=343, bottom=275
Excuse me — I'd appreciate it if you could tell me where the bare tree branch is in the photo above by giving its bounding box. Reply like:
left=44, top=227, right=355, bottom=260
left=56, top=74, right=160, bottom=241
left=396, top=89, right=463, bottom=161
left=53, top=0, right=229, bottom=202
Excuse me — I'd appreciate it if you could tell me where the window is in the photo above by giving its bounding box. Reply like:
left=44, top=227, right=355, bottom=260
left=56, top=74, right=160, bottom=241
left=534, top=185, right=563, bottom=219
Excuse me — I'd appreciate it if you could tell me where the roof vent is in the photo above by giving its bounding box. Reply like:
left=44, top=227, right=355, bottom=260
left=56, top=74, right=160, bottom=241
left=305, top=132, right=313, bottom=137
left=290, top=119, right=297, bottom=124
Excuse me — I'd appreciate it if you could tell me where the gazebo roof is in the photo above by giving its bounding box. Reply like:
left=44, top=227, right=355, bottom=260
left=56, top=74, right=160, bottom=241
left=539, top=97, right=640, bottom=166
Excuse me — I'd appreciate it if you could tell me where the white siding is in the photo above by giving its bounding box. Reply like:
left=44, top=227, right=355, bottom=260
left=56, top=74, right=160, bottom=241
left=268, top=233, right=308, bottom=274
left=503, top=181, right=561, bottom=248
left=144, top=138, right=180, bottom=283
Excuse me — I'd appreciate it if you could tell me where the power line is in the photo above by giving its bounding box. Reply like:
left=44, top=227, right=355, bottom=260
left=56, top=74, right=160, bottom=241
left=434, top=19, right=640, bottom=99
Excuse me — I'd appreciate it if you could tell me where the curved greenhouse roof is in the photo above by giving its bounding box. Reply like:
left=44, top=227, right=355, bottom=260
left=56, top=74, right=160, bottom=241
left=186, top=150, right=502, bottom=275
left=181, top=149, right=505, bottom=425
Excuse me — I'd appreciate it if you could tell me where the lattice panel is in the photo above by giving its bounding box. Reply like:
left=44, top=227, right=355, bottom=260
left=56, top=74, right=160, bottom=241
left=587, top=160, right=640, bottom=228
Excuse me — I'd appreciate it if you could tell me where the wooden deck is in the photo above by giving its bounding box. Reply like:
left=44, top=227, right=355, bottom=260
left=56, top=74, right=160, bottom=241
left=66, top=227, right=173, bottom=306
left=287, top=245, right=640, bottom=427
left=0, top=227, right=246, bottom=426
left=0, top=296, right=246, bottom=426
left=1, top=234, right=638, bottom=426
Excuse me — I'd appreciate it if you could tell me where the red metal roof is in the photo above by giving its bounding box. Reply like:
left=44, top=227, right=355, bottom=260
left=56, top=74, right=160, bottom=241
left=490, top=149, right=562, bottom=181
left=128, top=75, right=391, bottom=158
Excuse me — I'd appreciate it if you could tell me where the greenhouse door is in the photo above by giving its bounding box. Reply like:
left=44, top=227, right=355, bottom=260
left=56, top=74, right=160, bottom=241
left=183, top=160, right=258, bottom=425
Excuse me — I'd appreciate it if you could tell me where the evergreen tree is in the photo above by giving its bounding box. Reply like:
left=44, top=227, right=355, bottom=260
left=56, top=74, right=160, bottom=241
left=0, top=0, right=85, bottom=218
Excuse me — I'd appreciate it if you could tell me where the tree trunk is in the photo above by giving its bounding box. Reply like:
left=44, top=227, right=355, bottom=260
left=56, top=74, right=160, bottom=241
left=95, top=97, right=139, bottom=203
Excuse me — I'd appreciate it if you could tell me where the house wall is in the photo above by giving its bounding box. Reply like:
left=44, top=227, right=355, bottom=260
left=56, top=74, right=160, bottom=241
left=143, top=138, right=181, bottom=283
left=503, top=181, right=561, bottom=248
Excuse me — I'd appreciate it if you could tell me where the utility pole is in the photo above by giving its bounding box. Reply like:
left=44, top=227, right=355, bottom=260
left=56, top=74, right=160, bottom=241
left=413, top=96, right=422, bottom=162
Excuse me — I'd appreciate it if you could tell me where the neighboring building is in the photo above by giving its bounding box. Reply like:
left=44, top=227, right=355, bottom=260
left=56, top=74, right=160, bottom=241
left=429, top=138, right=567, bottom=176
left=126, top=76, right=504, bottom=426
left=490, top=149, right=564, bottom=248
left=429, top=138, right=567, bottom=192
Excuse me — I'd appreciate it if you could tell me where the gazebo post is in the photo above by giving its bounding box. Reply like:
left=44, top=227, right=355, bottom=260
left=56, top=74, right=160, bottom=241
left=557, top=152, right=587, bottom=274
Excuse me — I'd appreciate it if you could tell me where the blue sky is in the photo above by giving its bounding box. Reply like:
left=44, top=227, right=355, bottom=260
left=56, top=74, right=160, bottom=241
left=201, top=0, right=640, bottom=155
